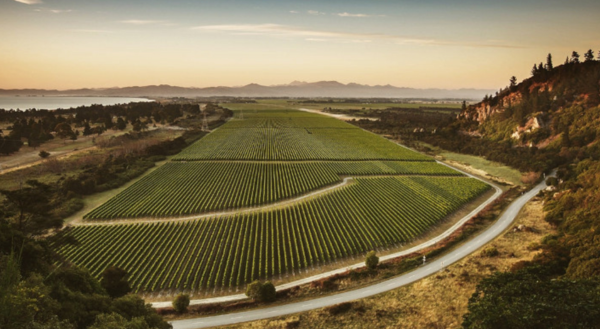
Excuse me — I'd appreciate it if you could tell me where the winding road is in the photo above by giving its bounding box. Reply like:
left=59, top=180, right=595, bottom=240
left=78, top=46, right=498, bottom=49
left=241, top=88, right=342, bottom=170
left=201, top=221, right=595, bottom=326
left=169, top=171, right=550, bottom=328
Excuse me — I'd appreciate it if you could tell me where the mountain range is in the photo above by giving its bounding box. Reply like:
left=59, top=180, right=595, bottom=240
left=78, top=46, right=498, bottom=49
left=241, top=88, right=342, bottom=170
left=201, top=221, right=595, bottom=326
left=0, top=81, right=495, bottom=99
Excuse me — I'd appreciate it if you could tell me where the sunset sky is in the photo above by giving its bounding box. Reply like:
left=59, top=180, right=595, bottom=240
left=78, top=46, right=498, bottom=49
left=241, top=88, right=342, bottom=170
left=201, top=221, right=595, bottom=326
left=1, top=0, right=599, bottom=90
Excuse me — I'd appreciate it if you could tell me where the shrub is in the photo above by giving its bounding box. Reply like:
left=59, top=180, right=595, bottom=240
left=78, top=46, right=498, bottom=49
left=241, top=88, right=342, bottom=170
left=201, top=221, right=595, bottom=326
left=365, top=251, right=379, bottom=270
left=172, top=294, right=190, bottom=313
left=481, top=246, right=499, bottom=258
left=245, top=280, right=276, bottom=302
left=325, top=302, right=353, bottom=315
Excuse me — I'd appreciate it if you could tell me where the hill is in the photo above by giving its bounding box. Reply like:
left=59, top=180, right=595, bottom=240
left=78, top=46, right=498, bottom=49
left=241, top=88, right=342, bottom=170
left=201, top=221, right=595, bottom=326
left=343, top=51, right=600, bottom=328
left=0, top=81, right=494, bottom=99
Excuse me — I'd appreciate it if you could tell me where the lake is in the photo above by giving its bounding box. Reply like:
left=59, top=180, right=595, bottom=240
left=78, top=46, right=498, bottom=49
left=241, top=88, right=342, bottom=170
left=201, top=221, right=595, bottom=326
left=0, top=96, right=152, bottom=111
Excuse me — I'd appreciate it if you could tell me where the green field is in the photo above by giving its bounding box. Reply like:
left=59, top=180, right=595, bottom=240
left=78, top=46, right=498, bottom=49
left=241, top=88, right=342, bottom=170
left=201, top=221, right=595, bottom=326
left=56, top=105, right=491, bottom=293
left=56, top=176, right=489, bottom=292
left=84, top=161, right=461, bottom=219
left=173, top=110, right=430, bottom=161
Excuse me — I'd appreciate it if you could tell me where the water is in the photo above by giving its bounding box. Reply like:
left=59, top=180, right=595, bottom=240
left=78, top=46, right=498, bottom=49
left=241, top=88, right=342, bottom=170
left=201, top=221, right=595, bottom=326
left=0, top=96, right=152, bottom=111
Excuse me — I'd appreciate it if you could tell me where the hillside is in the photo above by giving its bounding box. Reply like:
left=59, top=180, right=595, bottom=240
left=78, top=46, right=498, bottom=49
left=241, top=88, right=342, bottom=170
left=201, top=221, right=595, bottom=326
left=341, top=52, right=600, bottom=327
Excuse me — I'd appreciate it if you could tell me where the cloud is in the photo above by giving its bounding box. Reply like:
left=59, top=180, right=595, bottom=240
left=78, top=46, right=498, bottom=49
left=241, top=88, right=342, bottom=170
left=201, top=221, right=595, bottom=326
left=191, top=23, right=524, bottom=49
left=307, top=10, right=325, bottom=16
left=70, top=29, right=114, bottom=33
left=121, top=19, right=167, bottom=25
left=289, top=10, right=299, bottom=14
left=14, top=0, right=43, bottom=4
left=49, top=9, right=72, bottom=14
left=336, top=12, right=370, bottom=17
left=34, top=7, right=73, bottom=14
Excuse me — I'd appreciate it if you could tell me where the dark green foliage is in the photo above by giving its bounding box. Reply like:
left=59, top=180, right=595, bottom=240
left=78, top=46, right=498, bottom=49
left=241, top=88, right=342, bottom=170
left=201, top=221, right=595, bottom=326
left=0, top=135, right=23, bottom=155
left=545, top=177, right=558, bottom=186
left=462, top=269, right=600, bottom=329
left=39, top=150, right=50, bottom=158
left=0, top=180, right=61, bottom=236
left=325, top=302, right=353, bottom=316
left=101, top=266, right=131, bottom=298
left=546, top=53, right=553, bottom=71
left=245, top=280, right=262, bottom=300
left=261, top=282, right=276, bottom=302
left=584, top=49, right=595, bottom=62
left=365, top=251, right=379, bottom=270
left=480, top=246, right=499, bottom=257
left=172, top=294, right=190, bottom=313
left=245, top=281, right=277, bottom=302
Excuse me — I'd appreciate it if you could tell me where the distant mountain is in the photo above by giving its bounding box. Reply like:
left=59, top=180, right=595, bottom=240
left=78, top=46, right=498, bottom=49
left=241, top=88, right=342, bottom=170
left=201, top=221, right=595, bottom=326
left=0, top=81, right=495, bottom=99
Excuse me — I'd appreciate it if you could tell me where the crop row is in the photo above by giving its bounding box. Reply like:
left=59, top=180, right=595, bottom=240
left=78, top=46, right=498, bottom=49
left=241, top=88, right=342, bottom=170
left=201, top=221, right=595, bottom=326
left=58, top=176, right=490, bottom=292
left=84, top=161, right=462, bottom=220
left=173, top=127, right=430, bottom=161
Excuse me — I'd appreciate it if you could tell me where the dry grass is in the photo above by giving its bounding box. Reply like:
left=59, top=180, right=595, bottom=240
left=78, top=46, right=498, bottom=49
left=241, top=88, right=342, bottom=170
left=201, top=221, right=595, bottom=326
left=226, top=198, right=553, bottom=329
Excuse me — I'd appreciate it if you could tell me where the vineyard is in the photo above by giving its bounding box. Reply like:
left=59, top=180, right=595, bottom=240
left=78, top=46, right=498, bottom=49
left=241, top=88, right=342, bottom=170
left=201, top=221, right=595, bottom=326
left=57, top=106, right=493, bottom=294
left=172, top=110, right=430, bottom=161
left=84, top=161, right=461, bottom=220
left=57, top=176, right=490, bottom=292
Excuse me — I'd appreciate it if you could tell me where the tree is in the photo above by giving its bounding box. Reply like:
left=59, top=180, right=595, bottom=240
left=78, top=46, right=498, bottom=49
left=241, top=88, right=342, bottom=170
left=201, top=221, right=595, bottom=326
left=83, top=122, right=92, bottom=136
left=509, top=76, right=517, bottom=90
left=461, top=100, right=467, bottom=112
left=245, top=280, right=277, bottom=302
left=365, top=251, right=379, bottom=270
left=584, top=49, right=595, bottom=62
left=39, top=150, right=50, bottom=159
left=261, top=281, right=276, bottom=302
left=0, top=180, right=58, bottom=235
left=172, top=294, right=190, bottom=313
left=54, top=122, right=74, bottom=144
left=571, top=51, right=580, bottom=64
left=546, top=53, right=553, bottom=70
left=88, top=313, right=149, bottom=329
left=101, top=266, right=131, bottom=298
left=116, top=117, right=127, bottom=130
left=531, top=64, right=538, bottom=76
left=462, top=270, right=600, bottom=329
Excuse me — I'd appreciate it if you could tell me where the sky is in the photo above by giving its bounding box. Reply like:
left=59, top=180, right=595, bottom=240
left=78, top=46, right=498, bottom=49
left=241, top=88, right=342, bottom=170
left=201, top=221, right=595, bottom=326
left=1, top=0, right=599, bottom=90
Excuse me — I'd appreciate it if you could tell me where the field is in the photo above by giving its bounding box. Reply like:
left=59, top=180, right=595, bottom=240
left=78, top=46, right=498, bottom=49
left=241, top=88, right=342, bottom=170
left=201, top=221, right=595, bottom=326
left=84, top=161, right=460, bottom=219
left=56, top=176, right=488, bottom=292
left=56, top=105, right=491, bottom=293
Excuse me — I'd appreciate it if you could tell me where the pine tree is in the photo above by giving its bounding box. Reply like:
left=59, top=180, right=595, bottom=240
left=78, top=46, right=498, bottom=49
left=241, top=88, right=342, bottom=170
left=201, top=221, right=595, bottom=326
left=510, top=76, right=517, bottom=90
left=531, top=64, right=538, bottom=76
left=571, top=51, right=580, bottom=64
left=546, top=53, right=553, bottom=70
left=584, top=49, right=595, bottom=62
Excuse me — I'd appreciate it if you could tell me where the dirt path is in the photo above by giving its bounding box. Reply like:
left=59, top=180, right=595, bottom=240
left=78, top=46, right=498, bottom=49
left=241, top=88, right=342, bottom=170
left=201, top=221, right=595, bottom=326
left=297, top=108, right=376, bottom=121
left=0, top=145, right=98, bottom=175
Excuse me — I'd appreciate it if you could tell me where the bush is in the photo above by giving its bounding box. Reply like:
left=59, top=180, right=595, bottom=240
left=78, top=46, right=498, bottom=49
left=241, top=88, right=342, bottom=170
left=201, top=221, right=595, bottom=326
left=546, top=176, right=558, bottom=186
left=261, top=281, right=276, bottom=302
left=365, top=251, right=379, bottom=270
left=481, top=246, right=499, bottom=258
left=245, top=280, right=276, bottom=302
left=172, top=294, right=190, bottom=313
left=325, top=302, right=353, bottom=315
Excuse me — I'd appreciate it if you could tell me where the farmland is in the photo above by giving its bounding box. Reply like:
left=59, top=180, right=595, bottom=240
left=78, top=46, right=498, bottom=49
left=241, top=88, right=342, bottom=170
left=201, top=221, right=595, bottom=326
left=55, top=105, right=492, bottom=293
left=57, top=176, right=489, bottom=292
left=84, top=161, right=460, bottom=220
